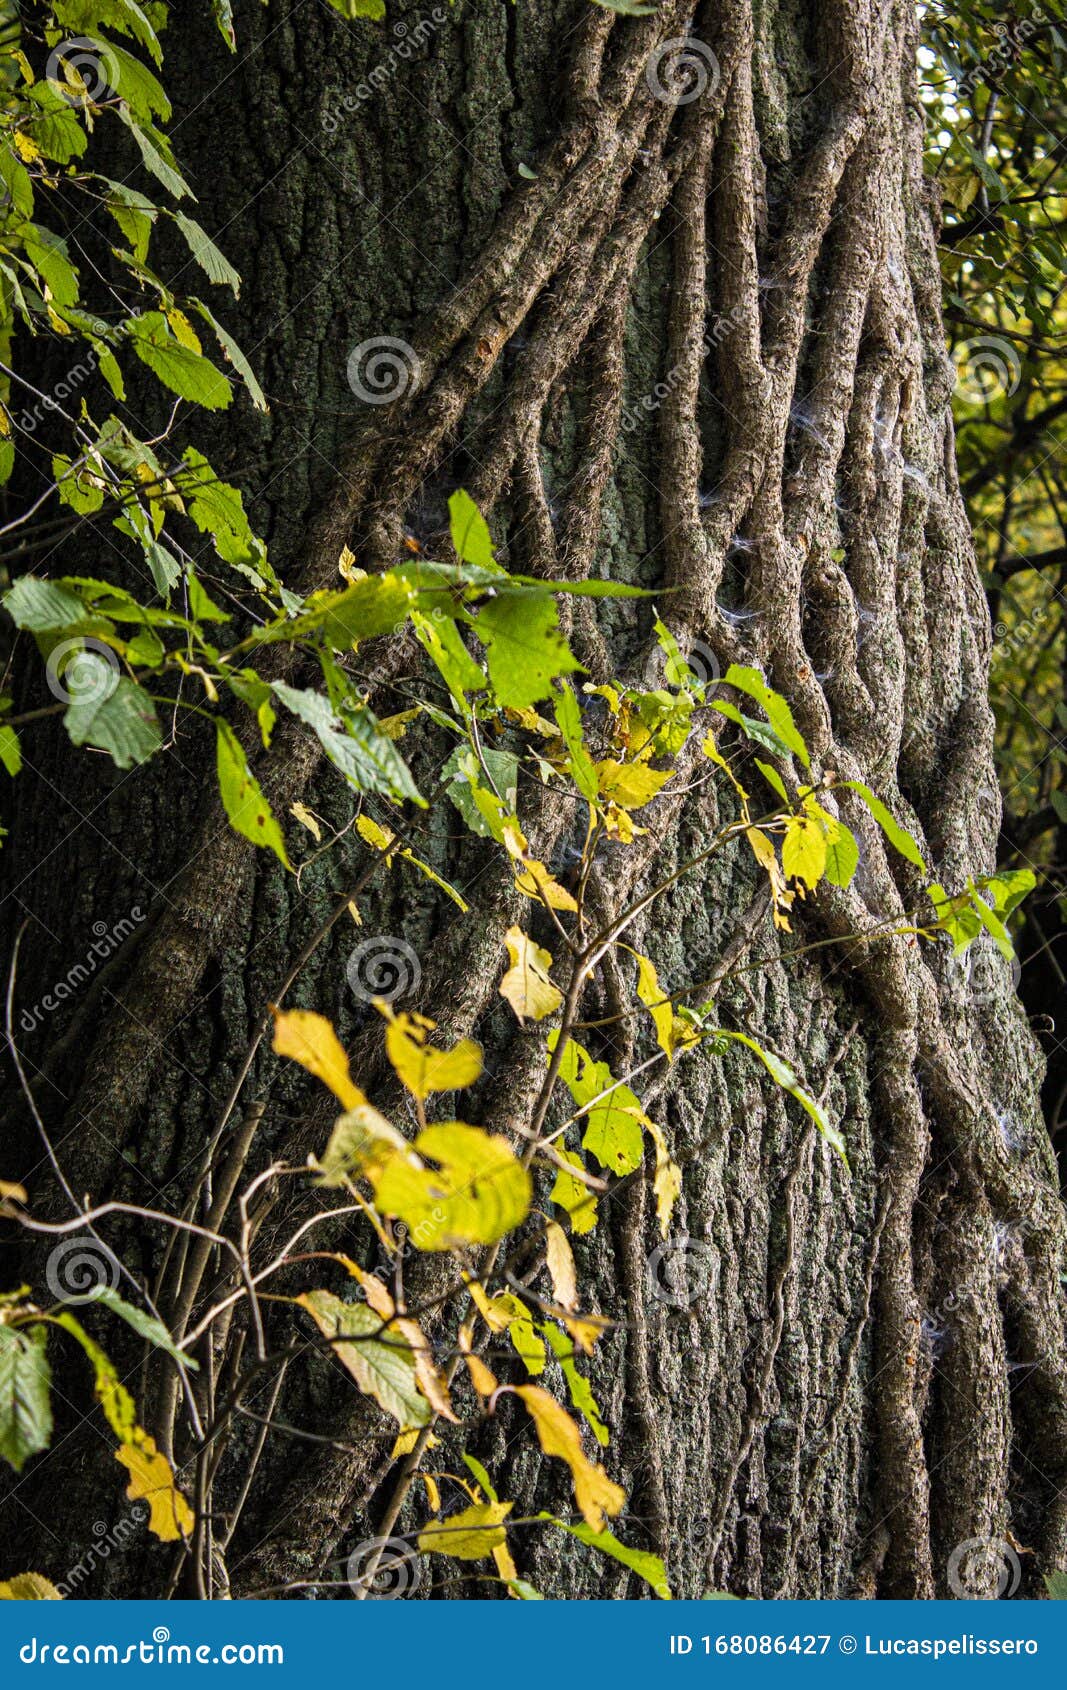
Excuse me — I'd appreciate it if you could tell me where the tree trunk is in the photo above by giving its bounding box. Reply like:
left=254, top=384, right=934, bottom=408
left=4, top=0, right=1067, bottom=1603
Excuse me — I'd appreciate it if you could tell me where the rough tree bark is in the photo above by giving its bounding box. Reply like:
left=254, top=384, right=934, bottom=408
left=3, top=0, right=1067, bottom=1602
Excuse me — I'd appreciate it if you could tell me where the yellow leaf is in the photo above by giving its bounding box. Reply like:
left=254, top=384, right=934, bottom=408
left=499, top=926, right=563, bottom=1023
left=417, top=1500, right=512, bottom=1559
left=289, top=801, right=322, bottom=841
left=391, top=1427, right=437, bottom=1460
left=395, top=1314, right=458, bottom=1422
left=338, top=545, right=362, bottom=583
left=357, top=813, right=396, bottom=855
left=464, top=1351, right=499, bottom=1399
left=347, top=899, right=363, bottom=925
left=13, top=132, right=40, bottom=163
left=629, top=950, right=699, bottom=1061
left=562, top=1313, right=613, bottom=1355
left=115, top=1437, right=194, bottom=1543
left=0, top=1180, right=27, bottom=1205
left=503, top=823, right=579, bottom=911
left=593, top=759, right=671, bottom=810
left=746, top=827, right=793, bottom=931
left=380, top=1008, right=482, bottom=1100
left=422, top=1474, right=441, bottom=1513
left=493, top=1540, right=520, bottom=1592
left=645, top=1118, right=682, bottom=1238
left=514, top=1385, right=625, bottom=1531
left=545, top=1221, right=578, bottom=1312
left=271, top=1007, right=366, bottom=1109
left=782, top=812, right=827, bottom=891
left=166, top=308, right=201, bottom=352
left=372, top=1122, right=531, bottom=1248
left=550, top=1150, right=598, bottom=1235
left=0, top=1573, right=62, bottom=1600
left=379, top=708, right=420, bottom=740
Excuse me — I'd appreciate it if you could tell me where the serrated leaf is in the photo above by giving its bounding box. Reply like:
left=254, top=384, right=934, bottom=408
left=449, top=489, right=500, bottom=571
left=841, top=780, right=926, bottom=871
left=297, top=1289, right=429, bottom=1429
left=723, top=664, right=810, bottom=767
left=216, top=720, right=291, bottom=869
left=550, top=1149, right=598, bottom=1235
left=417, top=1499, right=512, bottom=1560
left=594, top=759, right=671, bottom=810
left=172, top=212, right=240, bottom=293
left=73, top=1286, right=196, bottom=1371
left=0, top=1326, right=52, bottom=1473
left=541, top=1514, right=670, bottom=1596
left=64, top=678, right=161, bottom=769
left=474, top=593, right=581, bottom=710
left=0, top=1573, right=62, bottom=1600
left=381, top=1008, right=482, bottom=1100
left=544, top=1222, right=578, bottom=1312
left=128, top=313, right=232, bottom=409
left=115, top=1436, right=194, bottom=1542
left=782, top=813, right=827, bottom=890
left=514, top=1385, right=624, bottom=1531
left=373, top=1123, right=531, bottom=1249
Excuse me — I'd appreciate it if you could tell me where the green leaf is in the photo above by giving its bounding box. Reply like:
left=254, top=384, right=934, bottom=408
left=555, top=681, right=599, bottom=802
left=722, top=665, right=809, bottom=767
left=296, top=1290, right=429, bottom=1429
left=551, top=1034, right=645, bottom=1176
left=443, top=747, right=518, bottom=837
left=540, top=1513, right=670, bottom=1597
left=413, top=610, right=486, bottom=706
left=710, top=698, right=796, bottom=763
left=172, top=212, right=240, bottom=293
left=754, top=759, right=788, bottom=802
left=543, top=1325, right=608, bottom=1446
left=462, top=1453, right=498, bottom=1501
left=840, top=780, right=926, bottom=872
left=449, top=489, right=500, bottom=571
left=271, top=682, right=422, bottom=804
left=0, top=726, right=21, bottom=777
left=128, top=313, right=232, bottom=409
left=473, top=594, right=582, bottom=710
left=116, top=107, right=189, bottom=197
left=73, top=1286, right=197, bottom=1370
left=1045, top=1571, right=1067, bottom=1600
left=216, top=720, right=291, bottom=869
left=0, top=1325, right=52, bottom=1473
left=191, top=300, right=267, bottom=411
left=64, top=677, right=161, bottom=769
left=823, top=821, right=859, bottom=888
left=719, top=1030, right=848, bottom=1164
left=550, top=1150, right=598, bottom=1235
left=2, top=577, right=90, bottom=632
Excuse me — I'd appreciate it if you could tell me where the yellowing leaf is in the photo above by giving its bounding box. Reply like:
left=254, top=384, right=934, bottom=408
left=629, top=950, right=699, bottom=1061
left=746, top=827, right=793, bottom=931
left=503, top=823, right=579, bottom=911
left=338, top=545, right=362, bottom=583
left=373, top=1123, right=531, bottom=1248
left=514, top=1385, right=624, bottom=1531
left=645, top=1118, right=681, bottom=1238
left=271, top=1008, right=365, bottom=1109
left=782, top=812, right=827, bottom=891
left=562, top=1313, right=613, bottom=1355
left=500, top=926, right=563, bottom=1023
left=391, top=1427, right=437, bottom=1460
left=297, top=1289, right=430, bottom=1429
left=313, top=1104, right=408, bottom=1185
left=464, top=1351, right=499, bottom=1399
left=550, top=1150, right=599, bottom=1235
left=594, top=759, right=671, bottom=810
left=395, top=1314, right=458, bottom=1422
left=115, top=1436, right=194, bottom=1542
left=493, top=1540, right=520, bottom=1591
left=381, top=1009, right=483, bottom=1100
left=0, top=1180, right=27, bottom=1205
left=545, top=1222, right=578, bottom=1312
left=289, top=801, right=322, bottom=841
left=0, top=1573, right=62, bottom=1600
left=417, top=1499, right=512, bottom=1559
left=421, top=1473, right=441, bottom=1513
left=379, top=708, right=420, bottom=740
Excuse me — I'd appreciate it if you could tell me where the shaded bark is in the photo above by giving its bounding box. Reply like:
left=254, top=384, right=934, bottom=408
left=2, top=0, right=1066, bottom=1603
